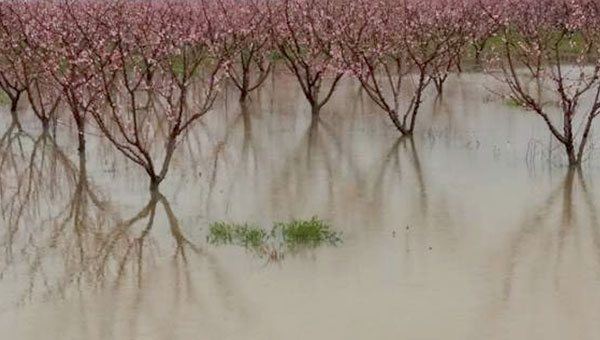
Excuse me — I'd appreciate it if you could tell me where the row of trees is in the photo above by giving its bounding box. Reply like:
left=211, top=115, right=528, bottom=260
left=1, top=0, right=600, bottom=191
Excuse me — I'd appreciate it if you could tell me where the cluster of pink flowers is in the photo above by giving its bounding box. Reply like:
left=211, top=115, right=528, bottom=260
left=1, top=0, right=600, bottom=184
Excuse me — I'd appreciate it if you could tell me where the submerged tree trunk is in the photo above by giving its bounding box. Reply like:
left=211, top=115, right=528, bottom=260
left=239, top=90, right=249, bottom=103
left=41, top=118, right=50, bottom=132
left=9, top=91, right=22, bottom=129
left=311, top=103, right=321, bottom=116
left=148, top=134, right=178, bottom=192
left=388, top=110, right=409, bottom=136
left=433, top=77, right=445, bottom=96
left=149, top=177, right=161, bottom=192
left=10, top=107, right=21, bottom=130
left=78, top=147, right=87, bottom=184
left=388, top=72, right=428, bottom=136
left=9, top=96, right=19, bottom=114
left=565, top=143, right=578, bottom=167
left=75, top=115, right=86, bottom=153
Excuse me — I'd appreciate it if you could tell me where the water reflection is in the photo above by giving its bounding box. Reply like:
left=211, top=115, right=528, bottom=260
left=1, top=73, right=600, bottom=339
left=499, top=169, right=599, bottom=298
left=0, top=128, right=204, bottom=303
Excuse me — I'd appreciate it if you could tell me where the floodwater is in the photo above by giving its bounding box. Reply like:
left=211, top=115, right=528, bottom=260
left=1, top=72, right=600, bottom=340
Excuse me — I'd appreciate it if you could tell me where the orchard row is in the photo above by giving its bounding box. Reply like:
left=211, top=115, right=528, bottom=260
left=1, top=0, right=599, bottom=189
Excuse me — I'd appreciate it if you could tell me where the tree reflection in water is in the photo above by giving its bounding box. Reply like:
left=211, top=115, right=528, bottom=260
left=0, top=128, right=206, bottom=307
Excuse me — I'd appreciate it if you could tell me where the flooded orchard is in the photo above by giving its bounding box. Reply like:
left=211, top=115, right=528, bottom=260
left=2, top=72, right=600, bottom=340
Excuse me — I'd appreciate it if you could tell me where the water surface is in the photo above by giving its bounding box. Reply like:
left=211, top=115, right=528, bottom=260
left=1, top=73, right=600, bottom=340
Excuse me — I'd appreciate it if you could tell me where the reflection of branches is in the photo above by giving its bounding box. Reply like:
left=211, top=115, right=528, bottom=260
left=501, top=172, right=568, bottom=300
left=218, top=103, right=262, bottom=214
left=0, top=121, right=31, bottom=195
left=469, top=170, right=600, bottom=338
left=2, top=162, right=249, bottom=337
left=159, top=192, right=203, bottom=260
left=240, top=103, right=259, bottom=172
left=578, top=173, right=600, bottom=280
left=498, top=170, right=600, bottom=305
left=372, top=136, right=429, bottom=223
left=405, top=137, right=428, bottom=218
left=0, top=141, right=119, bottom=302
left=67, top=192, right=247, bottom=338
left=0, top=131, right=77, bottom=266
left=202, top=102, right=251, bottom=215
left=306, top=118, right=347, bottom=190
left=269, top=117, right=339, bottom=217
left=0, top=156, right=212, bottom=307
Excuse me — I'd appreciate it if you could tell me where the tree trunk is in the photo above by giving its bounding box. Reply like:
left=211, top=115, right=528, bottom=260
left=387, top=110, right=408, bottom=135
left=475, top=47, right=482, bottom=66
left=10, top=98, right=19, bottom=114
left=408, top=73, right=427, bottom=134
left=565, top=143, right=579, bottom=167
left=78, top=148, right=87, bottom=183
left=239, top=89, right=249, bottom=102
left=149, top=177, right=161, bottom=192
left=311, top=103, right=320, bottom=116
left=10, top=106, right=21, bottom=130
left=41, top=117, right=50, bottom=132
left=75, top=115, right=86, bottom=153
left=9, top=90, right=22, bottom=129
left=434, top=78, right=444, bottom=96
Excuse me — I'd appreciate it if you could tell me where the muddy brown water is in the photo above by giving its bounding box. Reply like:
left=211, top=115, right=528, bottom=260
left=1, top=73, right=600, bottom=340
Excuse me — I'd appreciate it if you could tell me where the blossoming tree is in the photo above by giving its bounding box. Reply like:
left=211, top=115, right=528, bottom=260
left=339, top=0, right=459, bottom=135
left=270, top=0, right=345, bottom=116
left=485, top=0, right=600, bottom=166
left=86, top=1, right=229, bottom=190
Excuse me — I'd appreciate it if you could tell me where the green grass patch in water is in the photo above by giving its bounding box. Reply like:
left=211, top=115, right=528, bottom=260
left=273, top=217, right=342, bottom=250
left=206, top=222, right=268, bottom=249
left=207, top=217, right=342, bottom=262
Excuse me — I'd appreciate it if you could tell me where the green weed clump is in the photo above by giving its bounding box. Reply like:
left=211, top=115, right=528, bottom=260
left=272, top=217, right=342, bottom=250
left=206, top=222, right=268, bottom=249
left=206, top=217, right=342, bottom=261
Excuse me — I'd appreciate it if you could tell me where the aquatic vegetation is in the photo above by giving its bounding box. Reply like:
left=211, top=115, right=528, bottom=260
left=207, top=222, right=269, bottom=249
left=273, top=217, right=342, bottom=250
left=207, top=217, right=342, bottom=262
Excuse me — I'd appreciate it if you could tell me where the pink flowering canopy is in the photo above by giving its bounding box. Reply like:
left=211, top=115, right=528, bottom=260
left=1, top=0, right=600, bottom=184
